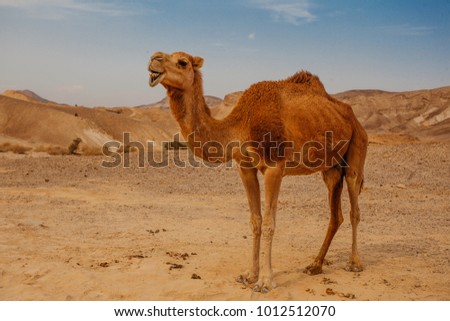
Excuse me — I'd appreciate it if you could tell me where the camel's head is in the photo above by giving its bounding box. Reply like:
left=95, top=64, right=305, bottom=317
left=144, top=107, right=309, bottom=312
left=148, top=51, right=204, bottom=90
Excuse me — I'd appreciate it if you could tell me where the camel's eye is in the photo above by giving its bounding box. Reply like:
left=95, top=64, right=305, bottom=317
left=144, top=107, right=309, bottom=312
left=178, top=59, right=189, bottom=67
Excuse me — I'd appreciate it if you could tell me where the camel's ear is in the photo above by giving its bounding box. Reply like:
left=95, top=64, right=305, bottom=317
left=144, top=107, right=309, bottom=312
left=192, top=56, right=204, bottom=70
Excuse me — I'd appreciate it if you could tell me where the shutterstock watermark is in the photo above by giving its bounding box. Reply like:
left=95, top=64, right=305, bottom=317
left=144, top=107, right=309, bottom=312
left=101, top=132, right=349, bottom=169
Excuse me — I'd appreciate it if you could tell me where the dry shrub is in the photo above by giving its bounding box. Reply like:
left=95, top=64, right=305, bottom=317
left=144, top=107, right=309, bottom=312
left=34, top=143, right=103, bottom=156
left=0, top=142, right=32, bottom=154
left=68, top=137, right=82, bottom=155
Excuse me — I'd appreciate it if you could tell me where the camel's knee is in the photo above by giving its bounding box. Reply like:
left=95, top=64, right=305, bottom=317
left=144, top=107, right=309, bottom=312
left=261, top=222, right=275, bottom=240
left=345, top=169, right=359, bottom=183
left=350, top=208, right=360, bottom=225
left=250, top=216, right=262, bottom=236
left=345, top=171, right=364, bottom=194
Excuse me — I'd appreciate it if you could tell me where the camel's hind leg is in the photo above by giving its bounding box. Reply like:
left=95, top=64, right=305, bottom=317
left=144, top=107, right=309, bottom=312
left=344, top=126, right=368, bottom=272
left=344, top=172, right=364, bottom=272
left=304, top=166, right=344, bottom=275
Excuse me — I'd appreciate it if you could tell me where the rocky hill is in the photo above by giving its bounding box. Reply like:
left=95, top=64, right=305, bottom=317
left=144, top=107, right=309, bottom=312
left=0, top=85, right=449, bottom=156
left=212, top=87, right=450, bottom=142
left=334, top=87, right=450, bottom=142
left=2, top=89, right=54, bottom=104
left=0, top=93, right=179, bottom=154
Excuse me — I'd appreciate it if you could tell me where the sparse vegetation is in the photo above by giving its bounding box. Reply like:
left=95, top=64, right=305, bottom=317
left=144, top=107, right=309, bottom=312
left=68, top=138, right=82, bottom=155
left=35, top=143, right=103, bottom=156
left=0, top=142, right=32, bottom=154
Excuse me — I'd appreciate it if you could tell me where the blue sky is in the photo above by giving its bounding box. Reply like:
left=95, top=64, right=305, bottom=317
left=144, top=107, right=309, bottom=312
left=0, top=0, right=449, bottom=106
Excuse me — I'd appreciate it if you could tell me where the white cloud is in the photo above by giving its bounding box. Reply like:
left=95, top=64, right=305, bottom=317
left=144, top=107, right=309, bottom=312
left=249, top=0, right=316, bottom=25
left=0, top=0, right=131, bottom=18
left=248, top=32, right=256, bottom=40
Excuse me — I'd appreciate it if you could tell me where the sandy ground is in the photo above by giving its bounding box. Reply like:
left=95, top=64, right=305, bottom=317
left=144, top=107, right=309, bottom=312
left=0, top=142, right=449, bottom=301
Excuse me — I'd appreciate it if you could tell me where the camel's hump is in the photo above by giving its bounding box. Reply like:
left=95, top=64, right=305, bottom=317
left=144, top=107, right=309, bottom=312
left=285, top=70, right=329, bottom=97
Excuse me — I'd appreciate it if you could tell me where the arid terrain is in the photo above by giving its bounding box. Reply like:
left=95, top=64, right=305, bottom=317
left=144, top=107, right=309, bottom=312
left=0, top=88, right=449, bottom=300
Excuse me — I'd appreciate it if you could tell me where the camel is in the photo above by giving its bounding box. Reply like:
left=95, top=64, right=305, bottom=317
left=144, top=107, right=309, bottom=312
left=148, top=51, right=368, bottom=293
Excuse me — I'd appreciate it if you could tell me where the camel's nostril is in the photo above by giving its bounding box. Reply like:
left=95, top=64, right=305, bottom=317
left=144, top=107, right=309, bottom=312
left=152, top=54, right=163, bottom=62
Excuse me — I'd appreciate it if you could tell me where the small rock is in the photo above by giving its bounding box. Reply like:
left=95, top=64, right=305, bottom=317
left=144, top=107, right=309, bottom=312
left=191, top=273, right=201, bottom=279
left=306, top=288, right=315, bottom=295
left=167, top=263, right=183, bottom=270
left=338, top=292, right=356, bottom=299
left=321, top=277, right=336, bottom=285
left=326, top=288, right=335, bottom=295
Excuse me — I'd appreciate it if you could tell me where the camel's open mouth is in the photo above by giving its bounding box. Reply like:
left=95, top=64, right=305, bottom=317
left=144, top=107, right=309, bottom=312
left=149, top=70, right=165, bottom=87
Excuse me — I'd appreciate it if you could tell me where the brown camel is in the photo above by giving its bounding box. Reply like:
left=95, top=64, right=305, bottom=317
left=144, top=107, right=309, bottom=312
left=148, top=51, right=368, bottom=293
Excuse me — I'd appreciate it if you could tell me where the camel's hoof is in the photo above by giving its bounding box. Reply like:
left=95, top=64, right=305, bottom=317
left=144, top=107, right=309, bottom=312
left=252, top=277, right=275, bottom=293
left=254, top=285, right=270, bottom=293
left=303, top=264, right=323, bottom=275
left=236, top=275, right=249, bottom=287
left=345, top=263, right=363, bottom=273
left=252, top=284, right=261, bottom=292
left=236, top=273, right=257, bottom=287
left=252, top=284, right=270, bottom=293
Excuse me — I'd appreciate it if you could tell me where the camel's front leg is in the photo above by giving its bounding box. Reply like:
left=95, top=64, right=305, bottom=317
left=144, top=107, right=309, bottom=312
left=237, top=167, right=261, bottom=285
left=253, top=166, right=283, bottom=293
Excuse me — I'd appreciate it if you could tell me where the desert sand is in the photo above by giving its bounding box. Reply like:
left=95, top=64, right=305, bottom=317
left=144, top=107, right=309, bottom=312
left=0, top=142, right=449, bottom=300
left=0, top=88, right=449, bottom=300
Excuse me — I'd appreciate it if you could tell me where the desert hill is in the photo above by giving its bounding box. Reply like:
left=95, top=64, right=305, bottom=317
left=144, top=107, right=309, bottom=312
left=0, top=85, right=449, bottom=155
left=138, top=95, right=222, bottom=109
left=334, top=86, right=450, bottom=142
left=0, top=94, right=179, bottom=154
left=2, top=89, right=54, bottom=104
left=212, top=87, right=450, bottom=142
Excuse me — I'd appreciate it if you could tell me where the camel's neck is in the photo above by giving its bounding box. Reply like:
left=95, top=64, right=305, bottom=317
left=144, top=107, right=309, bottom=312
left=166, top=72, right=238, bottom=162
